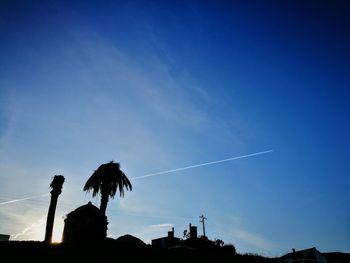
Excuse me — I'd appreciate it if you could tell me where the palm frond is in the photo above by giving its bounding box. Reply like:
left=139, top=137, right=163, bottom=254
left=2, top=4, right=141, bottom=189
left=83, top=161, right=132, bottom=200
left=50, top=175, right=65, bottom=189
left=83, top=169, right=103, bottom=197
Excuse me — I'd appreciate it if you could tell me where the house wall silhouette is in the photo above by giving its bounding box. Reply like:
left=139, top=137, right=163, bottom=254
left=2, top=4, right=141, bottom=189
left=62, top=202, right=107, bottom=243
left=152, top=227, right=181, bottom=248
left=281, top=247, right=327, bottom=263
left=0, top=234, right=10, bottom=241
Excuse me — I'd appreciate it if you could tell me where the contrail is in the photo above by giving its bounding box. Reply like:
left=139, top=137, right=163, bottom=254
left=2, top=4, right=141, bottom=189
left=0, top=150, right=272, bottom=205
left=130, top=150, right=273, bottom=180
left=0, top=194, right=49, bottom=206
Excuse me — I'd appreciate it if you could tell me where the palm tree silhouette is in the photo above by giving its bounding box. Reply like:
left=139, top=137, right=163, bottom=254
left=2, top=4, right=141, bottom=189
left=84, top=161, right=132, bottom=215
left=44, top=175, right=65, bottom=243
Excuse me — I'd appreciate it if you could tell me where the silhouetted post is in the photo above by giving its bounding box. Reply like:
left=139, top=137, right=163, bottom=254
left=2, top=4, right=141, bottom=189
left=44, top=175, right=65, bottom=243
left=199, top=214, right=207, bottom=237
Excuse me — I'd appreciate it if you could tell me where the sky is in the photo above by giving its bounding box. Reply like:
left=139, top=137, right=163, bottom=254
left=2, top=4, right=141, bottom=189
left=0, top=0, right=349, bottom=256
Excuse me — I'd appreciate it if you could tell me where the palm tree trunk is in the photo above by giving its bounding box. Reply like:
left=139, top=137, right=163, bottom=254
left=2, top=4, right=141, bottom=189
left=44, top=193, right=58, bottom=243
left=44, top=175, right=64, bottom=243
left=100, top=193, right=109, bottom=215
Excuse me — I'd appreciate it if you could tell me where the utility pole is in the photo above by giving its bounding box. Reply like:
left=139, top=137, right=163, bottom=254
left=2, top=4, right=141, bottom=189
left=199, top=214, right=207, bottom=237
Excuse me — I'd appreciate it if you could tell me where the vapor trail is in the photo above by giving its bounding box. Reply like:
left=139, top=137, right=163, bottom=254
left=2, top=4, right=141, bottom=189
left=0, top=194, right=49, bottom=206
left=131, top=150, right=273, bottom=180
left=0, top=150, right=272, bottom=205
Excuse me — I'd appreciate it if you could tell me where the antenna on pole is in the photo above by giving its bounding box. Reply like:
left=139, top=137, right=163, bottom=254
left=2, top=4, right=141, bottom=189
left=199, top=214, right=207, bottom=237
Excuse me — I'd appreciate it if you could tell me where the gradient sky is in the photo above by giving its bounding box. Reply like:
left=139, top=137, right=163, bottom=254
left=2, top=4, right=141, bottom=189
left=0, top=0, right=349, bottom=256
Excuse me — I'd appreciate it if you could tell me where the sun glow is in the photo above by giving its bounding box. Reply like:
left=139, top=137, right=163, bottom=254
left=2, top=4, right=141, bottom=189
left=12, top=215, right=64, bottom=243
left=52, top=220, right=64, bottom=243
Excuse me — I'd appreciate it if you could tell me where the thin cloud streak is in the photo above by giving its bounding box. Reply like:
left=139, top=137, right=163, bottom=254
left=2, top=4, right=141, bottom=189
left=0, top=194, right=49, bottom=206
left=12, top=215, right=46, bottom=240
left=0, top=151, right=272, bottom=206
left=131, top=150, right=273, bottom=180
left=235, top=228, right=275, bottom=251
left=150, top=223, right=174, bottom=228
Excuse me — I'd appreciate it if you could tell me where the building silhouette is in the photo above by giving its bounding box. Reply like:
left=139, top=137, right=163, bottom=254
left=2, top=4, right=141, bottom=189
left=188, top=223, right=198, bottom=239
left=62, top=202, right=107, bottom=243
left=152, top=227, right=181, bottom=248
left=0, top=234, right=10, bottom=241
left=281, top=247, right=327, bottom=263
left=115, top=234, right=146, bottom=247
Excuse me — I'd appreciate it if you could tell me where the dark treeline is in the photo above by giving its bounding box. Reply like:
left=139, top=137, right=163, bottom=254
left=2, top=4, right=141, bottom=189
left=0, top=240, right=281, bottom=263
left=1, top=241, right=349, bottom=263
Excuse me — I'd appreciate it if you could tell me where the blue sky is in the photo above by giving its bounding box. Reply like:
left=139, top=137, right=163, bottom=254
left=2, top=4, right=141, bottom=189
left=0, top=0, right=349, bottom=256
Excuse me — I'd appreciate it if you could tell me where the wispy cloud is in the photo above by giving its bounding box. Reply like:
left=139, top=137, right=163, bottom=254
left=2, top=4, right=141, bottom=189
left=234, top=228, right=275, bottom=251
left=0, top=22, right=215, bottom=181
left=213, top=215, right=276, bottom=253
left=0, top=12, right=249, bottom=246
left=0, top=201, right=47, bottom=241
left=12, top=215, right=46, bottom=240
left=0, top=194, right=49, bottom=206
left=150, top=223, right=174, bottom=228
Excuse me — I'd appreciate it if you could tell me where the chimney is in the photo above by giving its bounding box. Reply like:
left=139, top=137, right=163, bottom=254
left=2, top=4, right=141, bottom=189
left=292, top=248, right=295, bottom=253
left=168, top=227, right=174, bottom=238
left=189, top=224, right=197, bottom=239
